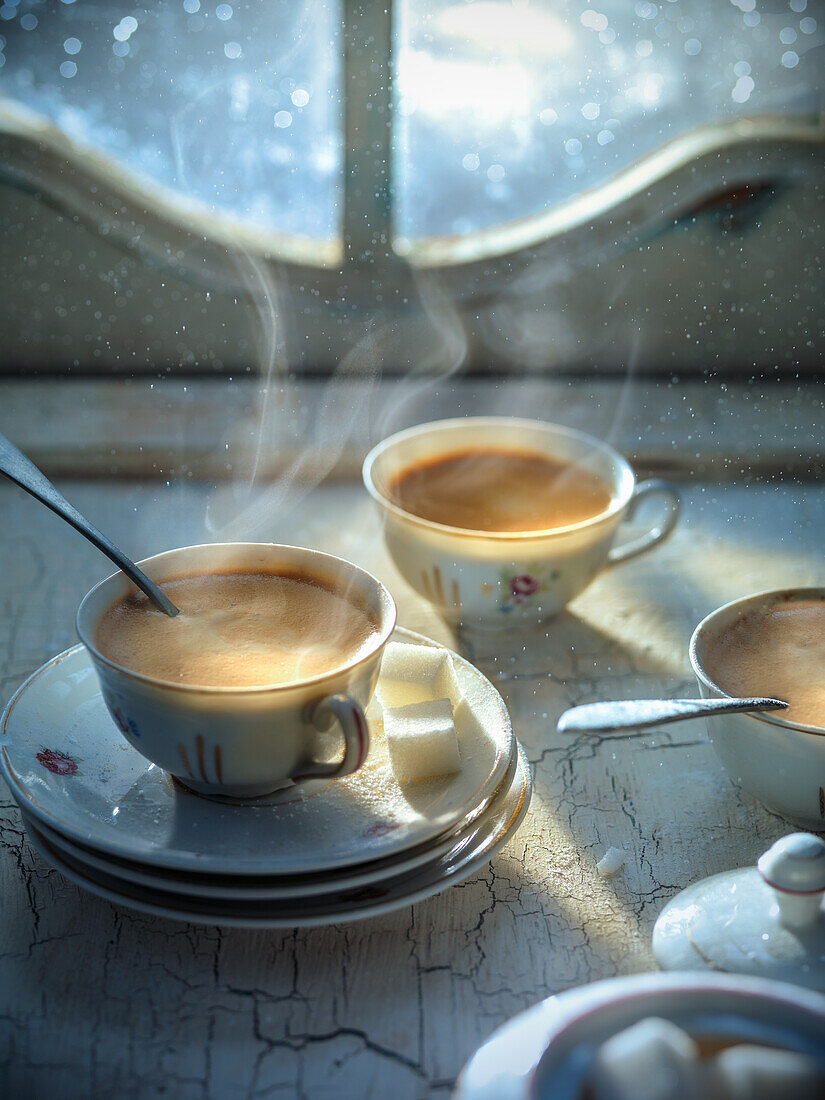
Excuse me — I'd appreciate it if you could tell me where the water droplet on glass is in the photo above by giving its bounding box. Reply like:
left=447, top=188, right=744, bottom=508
left=113, top=15, right=138, bottom=41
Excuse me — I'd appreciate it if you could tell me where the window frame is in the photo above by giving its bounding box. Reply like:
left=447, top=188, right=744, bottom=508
left=0, top=0, right=823, bottom=369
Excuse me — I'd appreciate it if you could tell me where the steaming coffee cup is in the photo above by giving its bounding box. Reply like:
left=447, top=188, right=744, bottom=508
left=76, top=543, right=396, bottom=799
left=363, top=417, right=679, bottom=629
left=691, top=587, right=825, bottom=830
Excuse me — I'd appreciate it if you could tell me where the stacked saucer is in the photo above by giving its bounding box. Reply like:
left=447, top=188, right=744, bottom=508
left=0, top=627, right=530, bottom=927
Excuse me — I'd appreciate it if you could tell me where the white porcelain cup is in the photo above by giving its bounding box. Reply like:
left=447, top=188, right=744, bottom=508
left=691, top=588, right=825, bottom=831
left=363, top=417, right=679, bottom=629
left=76, top=543, right=396, bottom=799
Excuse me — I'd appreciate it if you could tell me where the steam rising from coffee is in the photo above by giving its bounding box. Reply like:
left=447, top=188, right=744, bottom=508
left=203, top=254, right=469, bottom=542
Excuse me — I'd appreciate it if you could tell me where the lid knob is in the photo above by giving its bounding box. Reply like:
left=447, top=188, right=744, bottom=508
left=757, top=833, right=825, bottom=930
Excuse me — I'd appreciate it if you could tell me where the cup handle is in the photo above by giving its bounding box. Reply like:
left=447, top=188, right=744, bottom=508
left=606, top=479, right=680, bottom=566
left=290, top=694, right=370, bottom=782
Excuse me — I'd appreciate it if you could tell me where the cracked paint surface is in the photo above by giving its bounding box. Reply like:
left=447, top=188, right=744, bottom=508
left=0, top=479, right=817, bottom=1097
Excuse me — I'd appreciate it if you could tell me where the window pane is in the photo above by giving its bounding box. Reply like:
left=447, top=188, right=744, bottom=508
left=0, top=1, right=342, bottom=239
left=394, top=0, right=823, bottom=241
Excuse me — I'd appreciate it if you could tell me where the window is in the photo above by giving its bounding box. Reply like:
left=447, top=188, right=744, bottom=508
left=395, top=0, right=823, bottom=245
left=0, top=0, right=822, bottom=372
left=1, top=2, right=342, bottom=243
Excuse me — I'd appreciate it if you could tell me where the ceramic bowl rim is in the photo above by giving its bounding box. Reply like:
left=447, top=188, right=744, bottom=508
left=75, top=541, right=397, bottom=695
left=527, top=971, right=825, bottom=1097
left=689, top=586, right=825, bottom=739
left=362, top=416, right=636, bottom=542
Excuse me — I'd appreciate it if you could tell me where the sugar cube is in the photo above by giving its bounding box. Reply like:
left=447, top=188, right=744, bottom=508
left=589, top=1017, right=703, bottom=1100
left=377, top=642, right=459, bottom=710
left=708, top=1045, right=825, bottom=1100
left=596, top=847, right=627, bottom=878
left=384, top=698, right=461, bottom=782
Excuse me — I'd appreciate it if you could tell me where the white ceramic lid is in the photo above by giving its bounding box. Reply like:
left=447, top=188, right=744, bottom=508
left=654, top=834, right=825, bottom=990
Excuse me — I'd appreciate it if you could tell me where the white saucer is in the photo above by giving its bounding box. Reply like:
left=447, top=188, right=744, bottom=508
left=1, top=627, right=513, bottom=877
left=22, top=741, right=520, bottom=900
left=22, top=745, right=531, bottom=927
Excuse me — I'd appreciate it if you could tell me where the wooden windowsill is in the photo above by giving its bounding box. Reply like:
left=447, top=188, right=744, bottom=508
left=2, top=375, right=823, bottom=483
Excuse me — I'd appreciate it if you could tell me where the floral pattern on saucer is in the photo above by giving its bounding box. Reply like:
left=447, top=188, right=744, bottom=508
left=36, top=749, right=80, bottom=776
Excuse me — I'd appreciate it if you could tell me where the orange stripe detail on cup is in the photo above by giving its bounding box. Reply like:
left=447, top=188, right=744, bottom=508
left=451, top=579, right=460, bottom=610
left=421, top=571, right=433, bottom=601
left=178, top=744, right=193, bottom=777
left=433, top=566, right=445, bottom=605
left=196, top=735, right=206, bottom=781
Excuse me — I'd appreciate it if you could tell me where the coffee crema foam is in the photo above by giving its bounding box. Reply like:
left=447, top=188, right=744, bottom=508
left=95, top=569, right=381, bottom=689
left=704, top=595, right=825, bottom=728
left=387, top=447, right=613, bottom=533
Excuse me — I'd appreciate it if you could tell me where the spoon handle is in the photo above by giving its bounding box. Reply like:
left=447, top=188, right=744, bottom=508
left=0, top=432, right=179, bottom=617
left=557, top=696, right=788, bottom=734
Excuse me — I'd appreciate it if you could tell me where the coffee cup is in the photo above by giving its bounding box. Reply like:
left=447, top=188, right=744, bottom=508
left=76, top=543, right=397, bottom=799
left=363, top=417, right=679, bottom=629
left=691, top=587, right=825, bottom=831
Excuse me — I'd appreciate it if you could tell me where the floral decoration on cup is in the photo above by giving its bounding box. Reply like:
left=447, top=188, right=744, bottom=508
left=108, top=703, right=140, bottom=739
left=495, top=565, right=560, bottom=613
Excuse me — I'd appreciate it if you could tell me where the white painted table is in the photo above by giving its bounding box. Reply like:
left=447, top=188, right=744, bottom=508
left=1, top=462, right=821, bottom=1096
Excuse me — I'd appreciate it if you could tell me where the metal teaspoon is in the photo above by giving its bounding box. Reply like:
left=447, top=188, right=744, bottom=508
left=557, top=696, right=788, bottom=735
left=0, top=431, right=180, bottom=617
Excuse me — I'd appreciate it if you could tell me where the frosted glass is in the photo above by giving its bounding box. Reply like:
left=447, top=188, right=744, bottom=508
left=394, top=0, right=823, bottom=240
left=0, top=1, right=342, bottom=239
